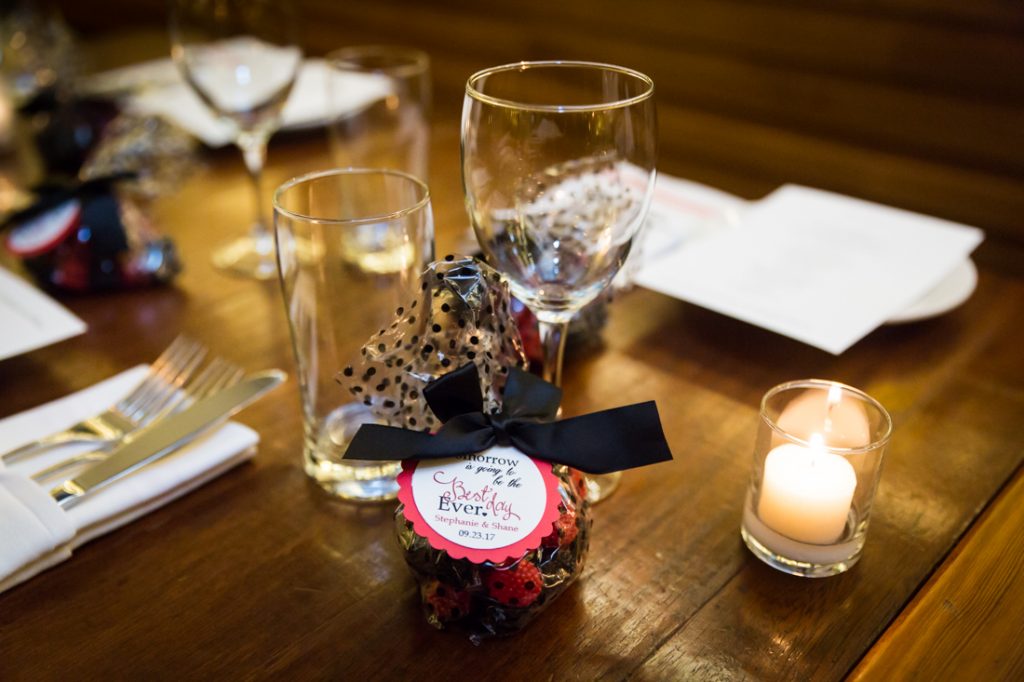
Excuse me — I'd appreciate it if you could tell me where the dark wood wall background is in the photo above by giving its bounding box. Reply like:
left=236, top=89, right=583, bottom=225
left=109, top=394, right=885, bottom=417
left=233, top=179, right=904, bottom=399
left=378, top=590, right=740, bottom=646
left=57, top=0, right=1024, bottom=264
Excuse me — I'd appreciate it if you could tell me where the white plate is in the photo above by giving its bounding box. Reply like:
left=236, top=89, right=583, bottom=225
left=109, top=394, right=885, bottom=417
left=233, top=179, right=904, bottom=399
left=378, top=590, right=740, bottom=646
left=886, top=258, right=978, bottom=324
left=82, top=58, right=391, bottom=148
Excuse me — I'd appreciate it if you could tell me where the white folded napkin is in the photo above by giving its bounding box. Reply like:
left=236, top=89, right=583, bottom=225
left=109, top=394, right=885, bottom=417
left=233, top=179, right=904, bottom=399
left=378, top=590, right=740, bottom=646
left=0, top=366, right=258, bottom=593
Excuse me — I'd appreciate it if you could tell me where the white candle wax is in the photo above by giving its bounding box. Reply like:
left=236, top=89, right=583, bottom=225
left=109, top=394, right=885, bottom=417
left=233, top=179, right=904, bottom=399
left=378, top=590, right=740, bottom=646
left=743, top=502, right=860, bottom=565
left=756, top=441, right=857, bottom=545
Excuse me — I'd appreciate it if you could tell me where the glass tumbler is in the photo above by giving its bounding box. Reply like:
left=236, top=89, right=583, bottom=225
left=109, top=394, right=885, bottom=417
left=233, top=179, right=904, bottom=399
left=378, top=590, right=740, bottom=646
left=741, top=379, right=892, bottom=577
left=274, top=169, right=434, bottom=501
left=326, top=46, right=431, bottom=182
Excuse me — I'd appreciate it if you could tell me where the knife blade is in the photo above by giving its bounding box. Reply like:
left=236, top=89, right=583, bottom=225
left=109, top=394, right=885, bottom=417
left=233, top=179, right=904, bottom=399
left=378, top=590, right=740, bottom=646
left=50, top=369, right=286, bottom=509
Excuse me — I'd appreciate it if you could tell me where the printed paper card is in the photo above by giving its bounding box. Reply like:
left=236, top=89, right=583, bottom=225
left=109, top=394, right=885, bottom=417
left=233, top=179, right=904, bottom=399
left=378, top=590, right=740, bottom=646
left=397, top=446, right=562, bottom=564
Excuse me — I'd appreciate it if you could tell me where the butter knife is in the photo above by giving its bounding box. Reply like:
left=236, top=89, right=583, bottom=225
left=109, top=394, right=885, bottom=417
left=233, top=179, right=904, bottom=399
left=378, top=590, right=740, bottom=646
left=49, top=369, right=285, bottom=509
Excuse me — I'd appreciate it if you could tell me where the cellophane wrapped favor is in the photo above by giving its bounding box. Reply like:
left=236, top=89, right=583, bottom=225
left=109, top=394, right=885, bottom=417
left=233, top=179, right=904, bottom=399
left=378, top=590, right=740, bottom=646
left=337, top=256, right=593, bottom=641
left=2, top=113, right=195, bottom=293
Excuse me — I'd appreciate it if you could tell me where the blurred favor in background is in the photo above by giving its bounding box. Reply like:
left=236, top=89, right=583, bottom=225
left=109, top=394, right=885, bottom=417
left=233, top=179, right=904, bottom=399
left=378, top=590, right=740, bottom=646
left=1, top=1, right=195, bottom=293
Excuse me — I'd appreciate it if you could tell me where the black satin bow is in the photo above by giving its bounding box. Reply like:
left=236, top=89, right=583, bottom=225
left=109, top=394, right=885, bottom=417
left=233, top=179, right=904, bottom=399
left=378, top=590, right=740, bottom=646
left=1, top=173, right=136, bottom=230
left=343, top=363, right=673, bottom=474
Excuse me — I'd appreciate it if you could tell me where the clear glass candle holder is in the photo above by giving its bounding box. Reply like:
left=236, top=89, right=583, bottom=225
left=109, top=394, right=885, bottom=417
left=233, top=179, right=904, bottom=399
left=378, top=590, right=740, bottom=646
left=741, top=379, right=892, bottom=577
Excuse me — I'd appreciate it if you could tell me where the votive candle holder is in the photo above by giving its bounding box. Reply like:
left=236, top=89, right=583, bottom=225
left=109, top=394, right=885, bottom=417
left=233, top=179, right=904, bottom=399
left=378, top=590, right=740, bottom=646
left=741, top=379, right=892, bottom=577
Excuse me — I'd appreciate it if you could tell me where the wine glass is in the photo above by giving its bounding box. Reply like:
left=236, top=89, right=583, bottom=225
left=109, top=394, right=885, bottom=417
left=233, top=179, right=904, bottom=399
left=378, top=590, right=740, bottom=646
left=461, top=61, right=657, bottom=502
left=170, top=0, right=302, bottom=279
left=325, top=45, right=431, bottom=182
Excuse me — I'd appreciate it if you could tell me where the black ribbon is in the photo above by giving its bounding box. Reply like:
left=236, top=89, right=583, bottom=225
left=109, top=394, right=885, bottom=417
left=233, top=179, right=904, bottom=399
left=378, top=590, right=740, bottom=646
left=1, top=173, right=136, bottom=231
left=343, top=363, right=673, bottom=474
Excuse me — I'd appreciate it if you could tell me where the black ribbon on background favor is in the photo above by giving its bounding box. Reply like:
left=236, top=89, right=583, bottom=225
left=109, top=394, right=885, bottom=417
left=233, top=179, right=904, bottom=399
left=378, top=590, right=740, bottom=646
left=343, top=363, right=673, bottom=474
left=0, top=173, right=137, bottom=231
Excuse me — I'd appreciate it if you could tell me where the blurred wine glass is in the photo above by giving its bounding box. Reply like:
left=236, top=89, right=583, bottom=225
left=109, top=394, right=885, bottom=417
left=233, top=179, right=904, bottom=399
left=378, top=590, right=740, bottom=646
left=326, top=45, right=430, bottom=182
left=462, top=61, right=657, bottom=502
left=0, top=1, right=75, bottom=106
left=170, top=0, right=301, bottom=279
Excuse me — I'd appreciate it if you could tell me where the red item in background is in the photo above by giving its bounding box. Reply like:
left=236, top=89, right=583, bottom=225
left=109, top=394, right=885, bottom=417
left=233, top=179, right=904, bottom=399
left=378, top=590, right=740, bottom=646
left=510, top=293, right=611, bottom=373
left=49, top=235, right=92, bottom=291
left=511, top=297, right=543, bottom=366
left=4, top=198, right=81, bottom=258
left=4, top=183, right=180, bottom=293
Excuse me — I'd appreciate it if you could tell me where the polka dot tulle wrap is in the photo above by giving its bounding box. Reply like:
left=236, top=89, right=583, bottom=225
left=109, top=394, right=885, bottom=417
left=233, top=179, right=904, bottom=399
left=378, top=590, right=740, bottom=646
left=337, top=255, right=528, bottom=431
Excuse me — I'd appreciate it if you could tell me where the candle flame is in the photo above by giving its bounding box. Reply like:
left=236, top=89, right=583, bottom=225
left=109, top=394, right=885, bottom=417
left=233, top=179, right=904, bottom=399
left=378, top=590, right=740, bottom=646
left=807, top=433, right=826, bottom=469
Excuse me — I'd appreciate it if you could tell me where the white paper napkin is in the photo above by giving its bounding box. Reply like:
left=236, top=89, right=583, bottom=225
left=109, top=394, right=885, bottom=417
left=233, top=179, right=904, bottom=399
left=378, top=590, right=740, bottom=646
left=0, top=266, right=86, bottom=361
left=0, top=366, right=258, bottom=593
left=636, top=184, right=984, bottom=354
left=629, top=172, right=748, bottom=272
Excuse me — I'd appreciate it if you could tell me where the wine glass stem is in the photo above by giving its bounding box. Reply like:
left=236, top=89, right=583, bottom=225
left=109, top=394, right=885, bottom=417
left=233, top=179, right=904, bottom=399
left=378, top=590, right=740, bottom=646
left=537, top=309, right=618, bottom=501
left=238, top=132, right=271, bottom=251
left=536, top=317, right=569, bottom=388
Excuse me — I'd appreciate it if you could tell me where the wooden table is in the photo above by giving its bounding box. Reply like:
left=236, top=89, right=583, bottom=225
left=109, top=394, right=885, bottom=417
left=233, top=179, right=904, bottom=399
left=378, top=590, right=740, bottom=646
left=2, top=71, right=1024, bottom=682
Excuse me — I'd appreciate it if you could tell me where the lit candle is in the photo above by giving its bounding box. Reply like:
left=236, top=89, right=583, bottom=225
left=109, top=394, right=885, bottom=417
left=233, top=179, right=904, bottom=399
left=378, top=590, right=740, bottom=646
left=756, top=435, right=857, bottom=544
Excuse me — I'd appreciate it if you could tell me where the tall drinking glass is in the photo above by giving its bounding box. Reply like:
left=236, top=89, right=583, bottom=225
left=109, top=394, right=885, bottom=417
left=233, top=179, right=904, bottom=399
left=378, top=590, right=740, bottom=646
left=326, top=45, right=431, bottom=182
left=274, top=169, right=434, bottom=501
left=170, top=0, right=301, bottom=280
left=462, top=61, right=657, bottom=502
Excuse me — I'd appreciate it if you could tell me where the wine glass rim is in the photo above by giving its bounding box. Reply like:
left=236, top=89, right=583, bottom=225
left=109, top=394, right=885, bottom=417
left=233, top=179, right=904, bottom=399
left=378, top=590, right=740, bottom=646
left=465, top=60, right=654, bottom=112
left=273, top=168, right=431, bottom=225
left=326, top=45, right=430, bottom=77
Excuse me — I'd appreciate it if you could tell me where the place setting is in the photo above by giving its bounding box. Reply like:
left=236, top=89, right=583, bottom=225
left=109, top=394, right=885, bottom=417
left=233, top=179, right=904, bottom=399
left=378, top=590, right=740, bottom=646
left=1, top=0, right=1019, bottom=677
left=0, top=336, right=284, bottom=592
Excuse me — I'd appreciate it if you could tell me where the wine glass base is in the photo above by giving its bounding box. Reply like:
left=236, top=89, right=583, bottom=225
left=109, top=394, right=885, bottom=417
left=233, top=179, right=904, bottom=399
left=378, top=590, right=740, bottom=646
left=211, top=235, right=278, bottom=280
left=585, top=471, right=622, bottom=504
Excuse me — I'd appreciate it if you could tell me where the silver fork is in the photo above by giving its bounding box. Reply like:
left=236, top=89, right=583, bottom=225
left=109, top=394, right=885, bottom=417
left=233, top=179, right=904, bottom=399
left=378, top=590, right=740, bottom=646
left=0, top=336, right=207, bottom=465
left=30, top=356, right=246, bottom=484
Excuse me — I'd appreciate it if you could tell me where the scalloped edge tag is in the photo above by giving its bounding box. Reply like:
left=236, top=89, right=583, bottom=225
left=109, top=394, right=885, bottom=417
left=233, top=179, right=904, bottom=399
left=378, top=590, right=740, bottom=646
left=397, top=445, right=562, bottom=564
left=6, top=198, right=81, bottom=258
